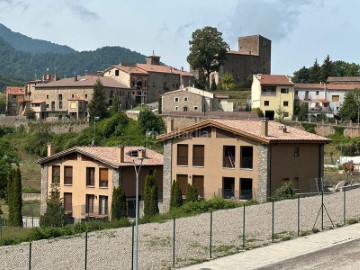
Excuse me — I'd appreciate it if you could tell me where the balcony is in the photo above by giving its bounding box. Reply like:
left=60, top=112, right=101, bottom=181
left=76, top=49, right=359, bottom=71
left=261, top=91, right=276, bottom=96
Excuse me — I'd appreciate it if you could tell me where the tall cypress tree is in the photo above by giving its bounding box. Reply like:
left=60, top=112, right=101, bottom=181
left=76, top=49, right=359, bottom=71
left=7, top=167, right=22, bottom=227
left=40, top=184, right=64, bottom=227
left=320, top=55, right=333, bottom=83
left=144, top=171, right=159, bottom=217
left=88, top=79, right=107, bottom=119
left=170, top=180, right=182, bottom=209
left=186, top=183, right=198, bottom=203
left=6, top=168, right=15, bottom=225
left=309, top=59, right=321, bottom=83
left=111, top=184, right=126, bottom=220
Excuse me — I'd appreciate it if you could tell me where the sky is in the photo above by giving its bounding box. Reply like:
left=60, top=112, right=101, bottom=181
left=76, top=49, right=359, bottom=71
left=0, top=0, right=359, bottom=76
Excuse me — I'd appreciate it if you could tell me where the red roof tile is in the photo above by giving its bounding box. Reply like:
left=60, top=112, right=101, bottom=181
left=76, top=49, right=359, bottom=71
left=257, top=75, right=294, bottom=86
left=136, top=64, right=193, bottom=76
left=116, top=65, right=149, bottom=75
left=157, top=119, right=330, bottom=144
left=37, top=146, right=163, bottom=168
left=294, top=83, right=359, bottom=90
left=6, top=86, right=25, bottom=95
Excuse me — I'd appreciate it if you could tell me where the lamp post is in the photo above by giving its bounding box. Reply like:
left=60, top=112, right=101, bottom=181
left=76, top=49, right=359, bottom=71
left=132, top=156, right=144, bottom=270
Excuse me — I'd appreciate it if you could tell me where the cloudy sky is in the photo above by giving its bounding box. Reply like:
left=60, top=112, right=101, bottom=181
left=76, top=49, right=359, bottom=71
left=0, top=0, right=359, bottom=75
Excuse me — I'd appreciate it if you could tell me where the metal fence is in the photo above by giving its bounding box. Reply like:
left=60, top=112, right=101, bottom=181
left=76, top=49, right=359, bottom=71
left=1, top=188, right=360, bottom=269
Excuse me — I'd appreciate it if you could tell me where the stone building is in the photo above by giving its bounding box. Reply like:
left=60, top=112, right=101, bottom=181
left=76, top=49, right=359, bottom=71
left=212, top=35, right=272, bottom=88
left=6, top=86, right=25, bottom=116
left=157, top=119, right=330, bottom=203
left=31, top=75, right=135, bottom=120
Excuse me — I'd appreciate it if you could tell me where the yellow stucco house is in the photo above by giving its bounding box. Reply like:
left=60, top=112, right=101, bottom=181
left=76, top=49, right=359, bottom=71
left=251, top=74, right=295, bottom=120
left=157, top=119, right=330, bottom=203
left=38, top=145, right=163, bottom=222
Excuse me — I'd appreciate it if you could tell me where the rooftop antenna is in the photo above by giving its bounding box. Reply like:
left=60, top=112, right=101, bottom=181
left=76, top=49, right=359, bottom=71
left=152, top=50, right=154, bottom=55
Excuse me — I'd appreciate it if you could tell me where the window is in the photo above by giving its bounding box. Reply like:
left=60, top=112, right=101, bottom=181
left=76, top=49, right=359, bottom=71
left=192, top=175, right=204, bottom=198
left=59, top=101, right=63, bottom=109
left=176, top=174, right=188, bottom=195
left=64, top=166, right=73, bottom=185
left=294, top=146, right=300, bottom=157
left=85, top=94, right=88, bottom=99
left=115, top=70, right=119, bottom=76
left=177, top=144, right=188, bottom=165
left=184, top=97, right=188, bottom=102
left=316, top=91, right=319, bottom=95
left=86, top=167, right=95, bottom=186
left=99, top=196, right=109, bottom=215
left=193, top=145, right=204, bottom=166
left=174, top=97, right=179, bottom=102
left=281, top=88, right=289, bottom=94
left=86, top=194, right=95, bottom=214
left=183, top=106, right=188, bottom=112
left=58, top=94, right=62, bottom=101
left=99, top=168, right=109, bottom=188
left=70, top=102, right=77, bottom=109
left=283, top=112, right=289, bottom=117
left=264, top=101, right=269, bottom=106
left=283, top=101, right=289, bottom=106
left=223, top=177, right=235, bottom=199
left=240, top=178, right=253, bottom=200
left=46, top=95, right=49, bottom=99
left=332, top=95, right=339, bottom=102
left=295, top=91, right=298, bottom=95
left=52, top=166, right=60, bottom=184
left=223, top=146, right=235, bottom=168
left=175, top=106, right=178, bottom=111
left=240, top=146, right=253, bottom=169
left=63, top=193, right=72, bottom=213
left=194, top=106, right=198, bottom=111
left=72, top=94, right=75, bottom=98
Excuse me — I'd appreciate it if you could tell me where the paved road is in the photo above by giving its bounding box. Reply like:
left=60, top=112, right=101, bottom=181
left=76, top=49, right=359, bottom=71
left=258, top=238, right=360, bottom=270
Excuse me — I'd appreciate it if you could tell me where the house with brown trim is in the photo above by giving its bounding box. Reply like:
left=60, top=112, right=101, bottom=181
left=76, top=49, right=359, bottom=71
left=157, top=119, right=330, bottom=206
left=37, top=144, right=163, bottom=222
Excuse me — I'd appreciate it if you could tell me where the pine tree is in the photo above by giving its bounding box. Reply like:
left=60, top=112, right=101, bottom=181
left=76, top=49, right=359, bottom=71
left=144, top=171, right=159, bottom=217
left=88, top=79, right=108, bottom=119
left=40, top=184, right=65, bottom=227
left=309, top=59, right=321, bottom=83
left=170, top=180, right=182, bottom=209
left=111, top=184, right=126, bottom=220
left=185, top=183, right=198, bottom=203
left=320, top=55, right=333, bottom=83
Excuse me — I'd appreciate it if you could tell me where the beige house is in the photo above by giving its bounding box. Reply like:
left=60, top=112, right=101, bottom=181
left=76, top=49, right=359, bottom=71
left=31, top=75, right=135, bottom=120
left=251, top=74, right=295, bottom=120
left=37, top=145, right=163, bottom=222
left=161, top=86, right=233, bottom=113
left=157, top=119, right=330, bottom=204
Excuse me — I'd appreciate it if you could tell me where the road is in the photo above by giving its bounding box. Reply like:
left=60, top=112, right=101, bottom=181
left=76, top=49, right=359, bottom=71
left=258, top=238, right=360, bottom=270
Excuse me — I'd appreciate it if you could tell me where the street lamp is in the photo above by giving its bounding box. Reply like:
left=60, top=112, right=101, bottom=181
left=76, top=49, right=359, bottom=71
left=131, top=156, right=144, bottom=270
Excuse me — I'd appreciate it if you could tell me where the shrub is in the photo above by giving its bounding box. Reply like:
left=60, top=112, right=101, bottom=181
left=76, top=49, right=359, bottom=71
left=185, top=184, right=198, bottom=203
left=273, top=181, right=297, bottom=201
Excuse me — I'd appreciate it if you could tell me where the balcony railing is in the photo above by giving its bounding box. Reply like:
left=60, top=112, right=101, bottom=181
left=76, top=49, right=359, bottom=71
left=261, top=91, right=276, bottom=96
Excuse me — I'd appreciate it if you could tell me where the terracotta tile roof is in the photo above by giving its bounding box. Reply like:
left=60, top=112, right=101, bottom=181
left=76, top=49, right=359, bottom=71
left=37, top=146, right=163, bottom=168
left=294, top=83, right=359, bottom=90
left=6, top=86, right=25, bottom=95
left=116, top=65, right=149, bottom=75
left=157, top=119, right=330, bottom=144
left=256, top=74, right=294, bottom=86
left=327, top=76, right=360, bottom=83
left=136, top=64, right=193, bottom=76
left=35, top=75, right=129, bottom=89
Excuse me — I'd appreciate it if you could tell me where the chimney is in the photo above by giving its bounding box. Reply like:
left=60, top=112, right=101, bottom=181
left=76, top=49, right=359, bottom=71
left=166, top=117, right=174, bottom=133
left=47, top=143, right=55, bottom=157
left=118, top=145, right=125, bottom=163
left=74, top=75, right=78, bottom=82
left=138, top=149, right=146, bottom=159
left=261, top=118, right=268, bottom=137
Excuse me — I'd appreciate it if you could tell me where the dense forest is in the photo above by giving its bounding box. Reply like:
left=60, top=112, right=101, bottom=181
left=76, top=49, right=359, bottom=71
left=0, top=23, right=147, bottom=88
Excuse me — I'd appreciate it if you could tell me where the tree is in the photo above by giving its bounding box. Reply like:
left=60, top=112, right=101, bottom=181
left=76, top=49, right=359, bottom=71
left=0, top=139, right=18, bottom=200
left=138, top=108, right=164, bottom=135
left=0, top=94, right=6, bottom=114
left=143, top=171, right=159, bottom=217
left=309, top=59, right=321, bottom=83
left=320, top=55, right=333, bottom=83
left=40, top=184, right=65, bottom=227
left=221, top=73, right=234, bottom=90
left=275, top=106, right=286, bottom=124
left=292, top=66, right=310, bottom=83
left=7, top=167, right=22, bottom=226
left=24, top=107, right=35, bottom=120
left=338, top=89, right=360, bottom=122
left=170, top=180, right=182, bottom=209
left=294, top=102, right=309, bottom=121
left=111, top=184, right=126, bottom=220
left=185, top=184, right=198, bottom=203
left=187, top=26, right=229, bottom=89
left=88, top=79, right=107, bottom=119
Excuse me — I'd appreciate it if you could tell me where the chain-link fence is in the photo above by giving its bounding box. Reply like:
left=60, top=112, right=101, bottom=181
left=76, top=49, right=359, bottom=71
left=1, top=188, right=360, bottom=269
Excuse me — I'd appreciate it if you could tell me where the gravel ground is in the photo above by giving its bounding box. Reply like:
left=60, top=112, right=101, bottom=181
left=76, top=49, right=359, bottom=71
left=1, top=188, right=360, bottom=270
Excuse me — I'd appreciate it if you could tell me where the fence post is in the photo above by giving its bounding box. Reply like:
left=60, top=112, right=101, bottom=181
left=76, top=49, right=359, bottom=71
left=172, top=217, right=176, bottom=268
left=321, top=191, right=324, bottom=231
left=343, top=189, right=346, bottom=225
left=297, top=197, right=300, bottom=237
left=84, top=231, right=88, bottom=270
left=243, top=205, right=246, bottom=250
left=272, top=200, right=275, bottom=242
left=28, top=242, right=32, bottom=270
left=209, top=211, right=213, bottom=258
left=131, top=223, right=134, bottom=270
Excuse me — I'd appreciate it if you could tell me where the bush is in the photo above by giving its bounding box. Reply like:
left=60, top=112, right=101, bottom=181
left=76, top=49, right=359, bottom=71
left=273, top=181, right=297, bottom=201
left=185, top=184, right=198, bottom=203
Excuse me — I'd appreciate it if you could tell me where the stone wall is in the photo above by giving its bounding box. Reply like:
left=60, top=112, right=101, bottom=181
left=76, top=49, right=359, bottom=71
left=160, top=140, right=172, bottom=213
left=40, top=166, right=48, bottom=215
left=257, top=144, right=270, bottom=202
